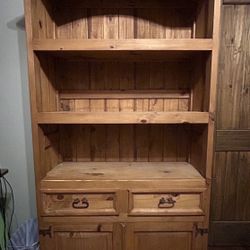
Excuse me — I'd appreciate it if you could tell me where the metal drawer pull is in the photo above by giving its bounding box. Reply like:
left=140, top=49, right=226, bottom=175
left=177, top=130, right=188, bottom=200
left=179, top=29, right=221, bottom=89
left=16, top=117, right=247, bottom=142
left=72, top=198, right=89, bottom=209
left=158, top=197, right=176, bottom=208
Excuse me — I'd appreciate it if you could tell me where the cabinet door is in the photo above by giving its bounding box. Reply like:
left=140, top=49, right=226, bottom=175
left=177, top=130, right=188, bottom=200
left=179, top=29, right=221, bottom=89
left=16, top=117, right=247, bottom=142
left=125, top=222, right=197, bottom=250
left=40, top=223, right=120, bottom=250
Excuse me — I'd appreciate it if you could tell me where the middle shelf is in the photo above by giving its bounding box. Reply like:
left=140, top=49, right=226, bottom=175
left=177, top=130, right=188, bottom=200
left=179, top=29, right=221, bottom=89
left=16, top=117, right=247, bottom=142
left=32, top=39, right=213, bottom=52
left=36, top=111, right=209, bottom=124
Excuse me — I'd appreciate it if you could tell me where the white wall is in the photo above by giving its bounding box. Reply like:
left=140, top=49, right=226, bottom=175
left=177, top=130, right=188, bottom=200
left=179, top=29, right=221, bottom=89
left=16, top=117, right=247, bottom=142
left=0, top=0, right=36, bottom=228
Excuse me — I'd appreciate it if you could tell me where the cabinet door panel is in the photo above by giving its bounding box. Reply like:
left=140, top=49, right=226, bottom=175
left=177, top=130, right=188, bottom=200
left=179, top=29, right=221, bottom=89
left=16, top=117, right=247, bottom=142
left=135, top=232, right=191, bottom=250
left=40, top=223, right=116, bottom=250
left=55, top=232, right=112, bottom=250
left=126, top=222, right=195, bottom=250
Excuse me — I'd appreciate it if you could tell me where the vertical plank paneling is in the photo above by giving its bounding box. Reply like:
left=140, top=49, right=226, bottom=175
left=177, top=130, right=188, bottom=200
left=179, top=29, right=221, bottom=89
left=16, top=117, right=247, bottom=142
left=235, top=152, right=250, bottom=220
left=216, top=5, right=250, bottom=130
left=32, top=0, right=54, bottom=39
left=55, top=9, right=88, bottom=39
left=163, top=126, right=178, bottom=161
left=136, top=9, right=166, bottom=38
left=75, top=126, right=91, bottom=162
left=211, top=3, right=250, bottom=248
left=212, top=152, right=250, bottom=221
left=134, top=62, right=150, bottom=161
left=104, top=9, right=119, bottom=39
left=119, top=9, right=135, bottom=39
left=89, top=9, right=104, bottom=39
left=119, top=61, right=135, bottom=161
left=105, top=62, right=120, bottom=161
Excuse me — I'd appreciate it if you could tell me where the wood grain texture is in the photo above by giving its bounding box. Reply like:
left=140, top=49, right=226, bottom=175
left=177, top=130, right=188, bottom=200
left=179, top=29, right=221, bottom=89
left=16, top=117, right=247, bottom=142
left=43, top=124, right=192, bottom=163
left=216, top=5, right=250, bottom=130
left=41, top=162, right=206, bottom=191
left=36, top=112, right=210, bottom=124
left=52, top=0, right=197, bottom=9
left=209, top=222, right=250, bottom=246
left=42, top=192, right=118, bottom=216
left=32, top=39, right=213, bottom=51
left=127, top=222, right=195, bottom=250
left=129, top=193, right=203, bottom=216
left=223, top=0, right=250, bottom=4
left=211, top=152, right=250, bottom=221
left=211, top=4, right=250, bottom=249
left=40, top=224, right=114, bottom=250
left=209, top=247, right=250, bottom=250
left=216, top=130, right=250, bottom=151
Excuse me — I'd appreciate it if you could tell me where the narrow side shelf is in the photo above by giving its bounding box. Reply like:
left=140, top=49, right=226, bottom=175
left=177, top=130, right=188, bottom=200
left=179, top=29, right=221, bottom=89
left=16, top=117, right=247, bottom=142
left=32, top=39, right=213, bottom=52
left=41, top=162, right=206, bottom=191
left=36, top=112, right=210, bottom=124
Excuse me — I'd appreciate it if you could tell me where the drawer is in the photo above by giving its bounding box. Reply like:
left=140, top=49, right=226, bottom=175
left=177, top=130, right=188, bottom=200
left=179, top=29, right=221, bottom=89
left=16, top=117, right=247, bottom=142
left=129, top=192, right=204, bottom=216
left=42, top=192, right=119, bottom=216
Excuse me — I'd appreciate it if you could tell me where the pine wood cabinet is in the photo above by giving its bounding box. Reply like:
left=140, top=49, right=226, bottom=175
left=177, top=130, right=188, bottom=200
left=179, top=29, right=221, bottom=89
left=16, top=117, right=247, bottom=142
left=24, top=0, right=221, bottom=249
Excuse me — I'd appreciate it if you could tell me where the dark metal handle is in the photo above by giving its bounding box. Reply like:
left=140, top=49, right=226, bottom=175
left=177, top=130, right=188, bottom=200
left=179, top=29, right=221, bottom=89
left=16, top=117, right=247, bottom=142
left=72, top=198, right=89, bottom=209
left=158, top=197, right=176, bottom=208
left=39, top=226, right=53, bottom=238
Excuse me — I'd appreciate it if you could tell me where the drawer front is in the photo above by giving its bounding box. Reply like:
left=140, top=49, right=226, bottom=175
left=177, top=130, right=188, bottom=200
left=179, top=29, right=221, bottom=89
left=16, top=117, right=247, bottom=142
left=42, top=192, right=118, bottom=216
left=129, top=192, right=204, bottom=216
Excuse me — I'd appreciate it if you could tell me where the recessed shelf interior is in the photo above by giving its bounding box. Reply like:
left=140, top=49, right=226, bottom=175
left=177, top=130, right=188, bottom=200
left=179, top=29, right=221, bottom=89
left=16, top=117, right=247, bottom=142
left=31, top=0, right=214, bottom=40
left=38, top=124, right=208, bottom=179
left=35, top=51, right=211, bottom=113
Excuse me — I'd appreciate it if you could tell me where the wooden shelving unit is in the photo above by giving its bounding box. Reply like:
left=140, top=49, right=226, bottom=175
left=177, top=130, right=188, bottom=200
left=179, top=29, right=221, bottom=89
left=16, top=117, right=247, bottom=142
left=24, top=0, right=221, bottom=249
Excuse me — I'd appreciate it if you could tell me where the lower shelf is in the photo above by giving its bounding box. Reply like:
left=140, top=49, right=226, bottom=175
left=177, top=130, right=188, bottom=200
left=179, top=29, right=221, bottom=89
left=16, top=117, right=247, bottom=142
left=41, top=162, right=206, bottom=191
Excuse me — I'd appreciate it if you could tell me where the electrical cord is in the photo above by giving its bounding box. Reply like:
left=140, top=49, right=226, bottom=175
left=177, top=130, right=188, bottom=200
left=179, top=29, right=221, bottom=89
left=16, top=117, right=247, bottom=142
left=3, top=177, right=15, bottom=247
left=0, top=177, right=7, bottom=250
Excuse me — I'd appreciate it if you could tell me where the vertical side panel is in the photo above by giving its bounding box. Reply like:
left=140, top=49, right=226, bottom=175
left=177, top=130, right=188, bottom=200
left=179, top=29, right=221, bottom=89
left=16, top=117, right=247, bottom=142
left=32, top=0, right=54, bottom=39
left=24, top=0, right=45, bottom=221
left=38, top=55, right=58, bottom=112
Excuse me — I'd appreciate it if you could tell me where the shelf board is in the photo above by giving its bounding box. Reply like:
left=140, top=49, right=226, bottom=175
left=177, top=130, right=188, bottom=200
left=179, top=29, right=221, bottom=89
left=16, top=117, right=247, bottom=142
left=56, top=0, right=198, bottom=9
left=32, top=39, right=213, bottom=52
left=60, top=90, right=190, bottom=100
left=36, top=112, right=209, bottom=124
left=41, top=162, right=206, bottom=191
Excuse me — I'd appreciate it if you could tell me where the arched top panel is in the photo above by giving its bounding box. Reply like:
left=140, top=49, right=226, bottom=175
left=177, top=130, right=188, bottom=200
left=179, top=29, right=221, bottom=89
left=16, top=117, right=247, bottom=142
left=31, top=0, right=214, bottom=39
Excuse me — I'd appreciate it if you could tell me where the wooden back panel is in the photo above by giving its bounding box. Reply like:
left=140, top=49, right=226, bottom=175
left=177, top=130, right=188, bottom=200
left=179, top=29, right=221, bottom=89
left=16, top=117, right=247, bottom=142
left=31, top=0, right=215, bottom=40
left=58, top=60, right=191, bottom=113
left=59, top=124, right=190, bottom=162
left=34, top=54, right=211, bottom=112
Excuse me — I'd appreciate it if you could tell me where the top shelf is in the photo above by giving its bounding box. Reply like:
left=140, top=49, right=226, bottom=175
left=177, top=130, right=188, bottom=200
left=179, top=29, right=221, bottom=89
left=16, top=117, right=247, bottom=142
left=32, top=39, right=214, bottom=52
